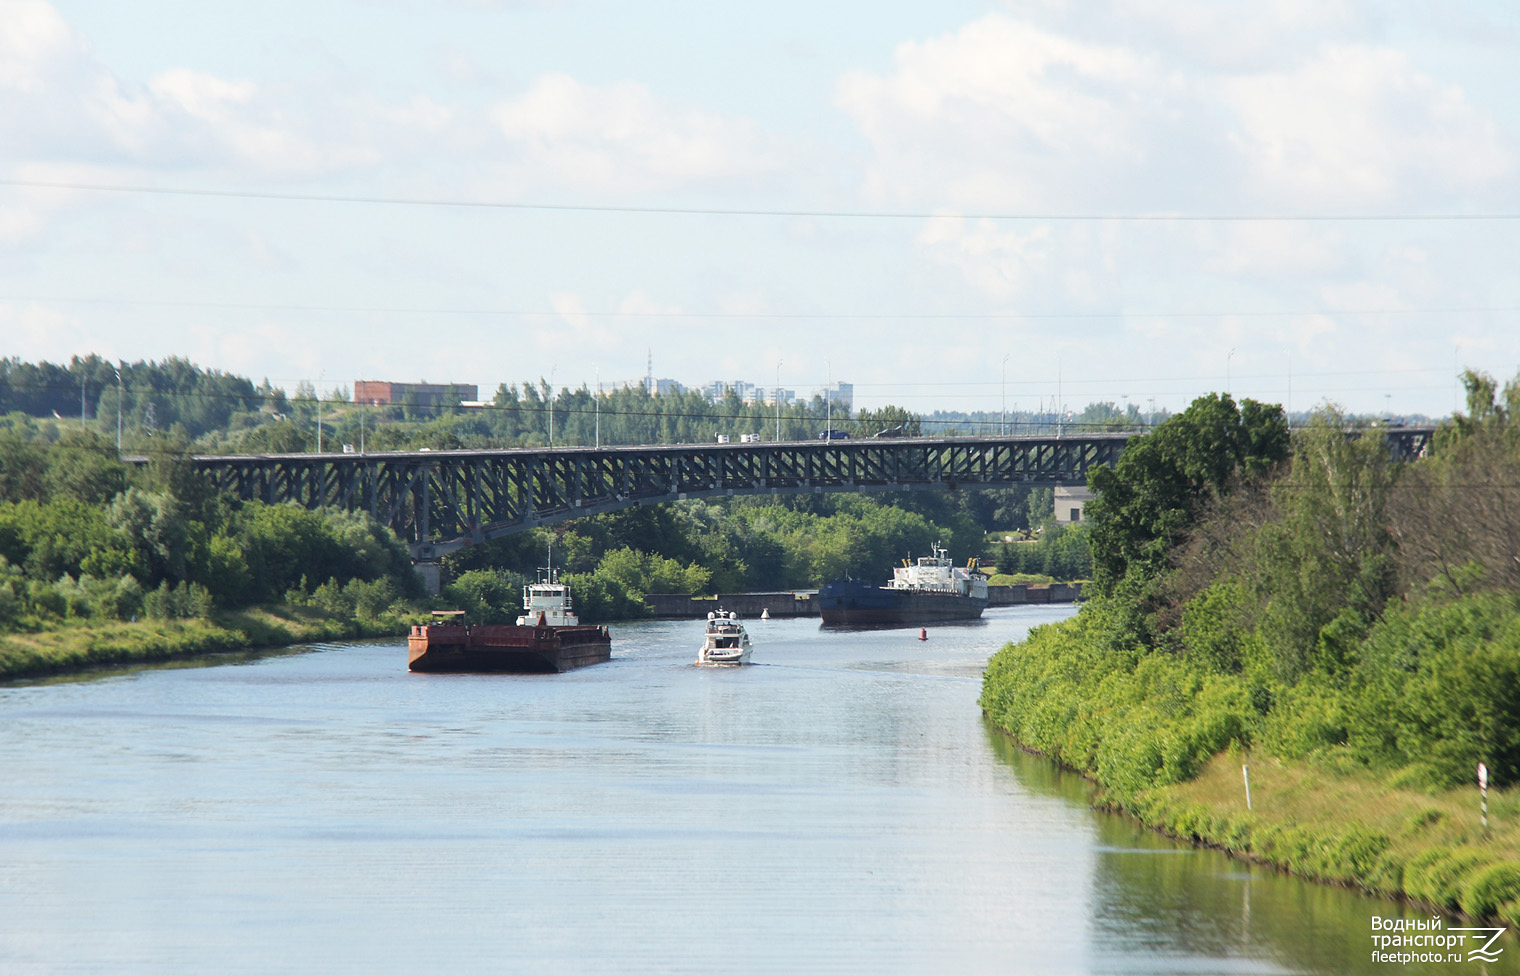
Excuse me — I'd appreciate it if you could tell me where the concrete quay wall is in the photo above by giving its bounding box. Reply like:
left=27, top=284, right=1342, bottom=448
left=644, top=583, right=1082, bottom=618
left=987, top=582, right=1083, bottom=605
left=645, top=592, right=819, bottom=619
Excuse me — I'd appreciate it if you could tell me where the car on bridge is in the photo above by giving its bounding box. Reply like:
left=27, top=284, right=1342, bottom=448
left=818, top=429, right=850, bottom=440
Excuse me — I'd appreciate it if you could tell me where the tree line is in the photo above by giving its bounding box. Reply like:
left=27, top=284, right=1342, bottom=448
left=0, top=427, right=421, bottom=631
left=983, top=373, right=1520, bottom=803
left=1, top=354, right=1182, bottom=457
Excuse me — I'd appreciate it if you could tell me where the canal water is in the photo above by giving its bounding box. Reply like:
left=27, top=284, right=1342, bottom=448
left=2, top=606, right=1514, bottom=975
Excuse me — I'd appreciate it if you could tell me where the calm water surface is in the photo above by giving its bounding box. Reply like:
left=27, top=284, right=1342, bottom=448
left=2, top=606, right=1514, bottom=975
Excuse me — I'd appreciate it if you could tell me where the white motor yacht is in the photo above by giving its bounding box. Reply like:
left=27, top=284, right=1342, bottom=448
left=696, top=609, right=753, bottom=665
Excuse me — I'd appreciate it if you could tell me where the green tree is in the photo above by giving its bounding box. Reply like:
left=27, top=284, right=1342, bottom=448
left=44, top=431, right=128, bottom=505
left=1086, top=393, right=1289, bottom=600
left=1251, top=410, right=1397, bottom=680
left=0, top=432, right=48, bottom=502
left=854, top=405, right=921, bottom=437
left=443, top=568, right=526, bottom=623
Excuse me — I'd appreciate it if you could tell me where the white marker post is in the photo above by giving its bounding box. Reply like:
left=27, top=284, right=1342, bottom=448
left=1243, top=764, right=1253, bottom=811
left=1479, top=762, right=1490, bottom=832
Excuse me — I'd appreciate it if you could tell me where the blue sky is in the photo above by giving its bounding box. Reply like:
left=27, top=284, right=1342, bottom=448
left=3, top=0, right=1519, bottom=418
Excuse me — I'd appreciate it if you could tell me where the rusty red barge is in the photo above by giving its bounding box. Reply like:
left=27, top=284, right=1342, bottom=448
left=408, top=570, right=611, bottom=673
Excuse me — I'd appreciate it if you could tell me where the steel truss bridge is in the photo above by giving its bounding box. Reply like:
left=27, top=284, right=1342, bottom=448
left=142, top=428, right=1434, bottom=563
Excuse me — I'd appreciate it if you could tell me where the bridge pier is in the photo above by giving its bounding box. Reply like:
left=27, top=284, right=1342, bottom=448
left=413, top=559, right=442, bottom=596
left=409, top=540, right=465, bottom=596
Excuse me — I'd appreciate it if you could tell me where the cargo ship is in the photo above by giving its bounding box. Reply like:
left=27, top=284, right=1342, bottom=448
left=817, top=545, right=988, bottom=627
left=408, top=568, right=611, bottom=673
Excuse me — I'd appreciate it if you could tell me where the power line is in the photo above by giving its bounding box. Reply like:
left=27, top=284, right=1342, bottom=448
left=5, top=293, right=1519, bottom=321
left=4, top=177, right=1520, bottom=222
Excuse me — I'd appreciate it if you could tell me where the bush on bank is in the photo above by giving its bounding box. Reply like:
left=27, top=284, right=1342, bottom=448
left=981, top=597, right=1520, bottom=922
left=982, top=376, right=1520, bottom=922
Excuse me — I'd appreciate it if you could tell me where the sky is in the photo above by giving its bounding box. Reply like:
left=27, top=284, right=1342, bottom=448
left=2, top=0, right=1519, bottom=419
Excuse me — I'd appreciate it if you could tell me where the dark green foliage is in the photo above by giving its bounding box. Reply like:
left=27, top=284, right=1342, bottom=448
left=298, top=577, right=404, bottom=620
left=442, top=569, right=526, bottom=624
left=0, top=429, right=48, bottom=501
left=1392, top=371, right=1520, bottom=596
left=561, top=570, right=647, bottom=623
left=596, top=547, right=711, bottom=597
left=853, top=405, right=921, bottom=437
left=1352, top=593, right=1520, bottom=787
left=0, top=498, right=143, bottom=581
left=980, top=600, right=1254, bottom=801
left=995, top=522, right=1091, bottom=580
left=143, top=581, right=214, bottom=620
left=228, top=503, right=419, bottom=605
left=0, top=428, right=128, bottom=505
left=1026, top=487, right=1054, bottom=528
left=1086, top=393, right=1289, bottom=599
left=230, top=419, right=313, bottom=454
left=1179, top=579, right=1257, bottom=674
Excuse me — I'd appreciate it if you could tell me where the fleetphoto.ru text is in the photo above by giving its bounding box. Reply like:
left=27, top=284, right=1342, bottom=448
left=1371, top=916, right=1506, bottom=966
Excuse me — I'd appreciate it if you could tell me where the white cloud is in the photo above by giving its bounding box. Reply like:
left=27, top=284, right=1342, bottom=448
left=916, top=216, right=1054, bottom=300
left=1198, top=223, right=1348, bottom=278
left=488, top=74, right=789, bottom=195
left=0, top=0, right=79, bottom=89
left=839, top=11, right=1512, bottom=215
left=549, top=291, right=588, bottom=329
left=616, top=290, right=683, bottom=317
left=0, top=301, right=90, bottom=360
left=836, top=16, right=1173, bottom=210
left=1083, top=0, right=1367, bottom=70
left=1221, top=45, right=1512, bottom=205
left=1, top=2, right=788, bottom=204
left=839, top=11, right=1514, bottom=312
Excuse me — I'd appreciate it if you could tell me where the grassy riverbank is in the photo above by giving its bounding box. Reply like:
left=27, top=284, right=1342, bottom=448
left=0, top=606, right=414, bottom=680
left=980, top=602, right=1520, bottom=925
left=1127, top=750, right=1520, bottom=921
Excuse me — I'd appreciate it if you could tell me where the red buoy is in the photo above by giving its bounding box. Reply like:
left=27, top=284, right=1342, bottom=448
left=919, top=627, right=928, bottom=641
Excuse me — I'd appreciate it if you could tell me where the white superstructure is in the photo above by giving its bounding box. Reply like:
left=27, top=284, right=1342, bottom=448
left=888, top=545, right=988, bottom=599
left=516, top=568, right=580, bottom=627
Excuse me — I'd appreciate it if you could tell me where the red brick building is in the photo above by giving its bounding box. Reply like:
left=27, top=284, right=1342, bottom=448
left=353, top=380, right=478, bottom=407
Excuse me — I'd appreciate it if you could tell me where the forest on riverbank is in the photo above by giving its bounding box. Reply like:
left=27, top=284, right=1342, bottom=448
left=0, top=353, right=1099, bottom=676
left=0, top=413, right=1063, bottom=644
left=981, top=372, right=1520, bottom=923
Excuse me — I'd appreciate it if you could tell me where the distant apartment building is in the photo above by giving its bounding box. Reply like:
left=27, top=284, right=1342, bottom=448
left=353, top=380, right=479, bottom=407
left=649, top=378, right=686, bottom=396
left=692, top=382, right=802, bottom=406
left=701, top=380, right=758, bottom=402
left=750, top=387, right=795, bottom=406
left=818, top=381, right=853, bottom=410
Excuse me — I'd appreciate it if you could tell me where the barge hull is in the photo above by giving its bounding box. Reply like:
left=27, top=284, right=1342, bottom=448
left=817, top=580, right=988, bottom=627
left=408, top=623, right=611, bottom=673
